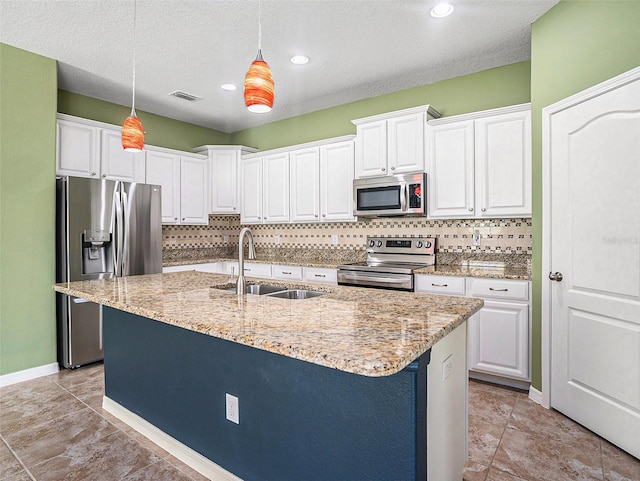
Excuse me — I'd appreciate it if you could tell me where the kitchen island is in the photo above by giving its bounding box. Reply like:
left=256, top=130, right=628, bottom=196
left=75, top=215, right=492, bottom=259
left=54, top=271, right=483, bottom=481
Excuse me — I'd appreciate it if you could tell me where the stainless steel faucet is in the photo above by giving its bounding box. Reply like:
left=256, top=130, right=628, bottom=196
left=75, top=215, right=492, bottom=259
left=236, top=227, right=256, bottom=294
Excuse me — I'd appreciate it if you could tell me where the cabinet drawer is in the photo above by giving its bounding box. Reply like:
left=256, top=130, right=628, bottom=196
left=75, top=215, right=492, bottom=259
left=304, top=267, right=338, bottom=285
left=467, top=278, right=528, bottom=301
left=272, top=265, right=303, bottom=281
left=242, top=262, right=272, bottom=278
left=414, top=275, right=465, bottom=296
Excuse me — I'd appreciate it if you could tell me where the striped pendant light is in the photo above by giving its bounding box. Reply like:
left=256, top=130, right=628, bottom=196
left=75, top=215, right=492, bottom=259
left=244, top=0, right=274, bottom=113
left=122, top=0, right=144, bottom=151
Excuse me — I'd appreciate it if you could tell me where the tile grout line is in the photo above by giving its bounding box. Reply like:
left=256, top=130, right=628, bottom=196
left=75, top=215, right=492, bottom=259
left=1, top=433, right=37, bottom=481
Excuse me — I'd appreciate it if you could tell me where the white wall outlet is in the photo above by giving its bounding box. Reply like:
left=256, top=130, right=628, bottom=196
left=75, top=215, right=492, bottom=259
left=225, top=393, right=239, bottom=424
left=472, top=230, right=481, bottom=247
left=442, top=354, right=454, bottom=381
left=274, top=234, right=280, bottom=245
left=331, top=234, right=339, bottom=245
left=223, top=235, right=229, bottom=244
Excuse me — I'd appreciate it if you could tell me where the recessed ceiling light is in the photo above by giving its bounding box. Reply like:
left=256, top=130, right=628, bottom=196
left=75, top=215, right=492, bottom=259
left=221, top=83, right=237, bottom=91
left=430, top=3, right=454, bottom=18
left=290, top=55, right=310, bottom=65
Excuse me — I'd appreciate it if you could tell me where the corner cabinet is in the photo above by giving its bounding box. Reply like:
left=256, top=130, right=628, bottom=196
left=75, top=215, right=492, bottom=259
left=352, top=105, right=440, bottom=178
left=426, top=104, right=532, bottom=218
left=145, top=146, right=209, bottom=225
left=56, top=114, right=144, bottom=182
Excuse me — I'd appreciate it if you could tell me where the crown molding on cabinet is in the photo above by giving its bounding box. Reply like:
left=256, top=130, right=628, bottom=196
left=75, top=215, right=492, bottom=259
left=428, top=103, right=531, bottom=126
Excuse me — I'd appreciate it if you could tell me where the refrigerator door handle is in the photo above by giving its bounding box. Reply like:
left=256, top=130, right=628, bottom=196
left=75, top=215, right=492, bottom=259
left=72, top=297, right=91, bottom=303
left=99, top=305, right=103, bottom=351
left=121, top=190, right=129, bottom=277
left=113, top=184, right=124, bottom=276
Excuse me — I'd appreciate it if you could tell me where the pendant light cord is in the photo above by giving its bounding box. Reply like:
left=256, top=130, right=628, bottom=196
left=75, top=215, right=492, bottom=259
left=131, top=0, right=137, bottom=116
left=258, top=0, right=262, bottom=52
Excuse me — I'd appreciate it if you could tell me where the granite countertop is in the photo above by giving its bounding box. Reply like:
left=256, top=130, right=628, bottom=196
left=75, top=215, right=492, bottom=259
left=53, top=271, right=483, bottom=377
left=414, top=264, right=530, bottom=280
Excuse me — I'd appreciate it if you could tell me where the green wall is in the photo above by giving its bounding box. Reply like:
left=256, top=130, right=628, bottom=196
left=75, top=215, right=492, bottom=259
left=58, top=91, right=231, bottom=152
left=231, top=61, right=531, bottom=150
left=529, top=0, right=640, bottom=390
left=0, top=44, right=58, bottom=375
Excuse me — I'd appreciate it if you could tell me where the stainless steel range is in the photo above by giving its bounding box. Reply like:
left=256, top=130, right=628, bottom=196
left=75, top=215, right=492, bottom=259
left=337, top=236, right=436, bottom=291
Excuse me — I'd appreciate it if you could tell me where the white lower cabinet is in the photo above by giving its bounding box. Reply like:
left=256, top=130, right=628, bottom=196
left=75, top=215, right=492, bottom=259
left=303, top=267, right=338, bottom=285
left=241, top=263, right=272, bottom=279
left=415, top=274, right=531, bottom=384
left=272, top=265, right=303, bottom=281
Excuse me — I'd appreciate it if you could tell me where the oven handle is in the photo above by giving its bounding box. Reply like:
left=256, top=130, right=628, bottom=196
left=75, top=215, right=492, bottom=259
left=339, top=273, right=410, bottom=284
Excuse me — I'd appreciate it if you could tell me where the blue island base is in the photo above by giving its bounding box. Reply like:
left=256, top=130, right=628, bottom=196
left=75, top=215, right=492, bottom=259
left=103, top=306, right=431, bottom=481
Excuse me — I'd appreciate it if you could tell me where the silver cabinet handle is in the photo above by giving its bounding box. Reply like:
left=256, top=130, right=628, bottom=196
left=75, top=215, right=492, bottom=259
left=390, top=166, right=395, bottom=170
left=314, top=214, right=318, bottom=218
left=468, top=207, right=474, bottom=212
left=282, top=271, right=292, bottom=275
left=314, top=274, right=326, bottom=278
left=174, top=217, right=178, bottom=221
left=381, top=167, right=386, bottom=172
left=102, top=174, right=107, bottom=178
left=322, top=214, right=326, bottom=217
left=481, top=208, right=486, bottom=212
left=549, top=272, right=563, bottom=282
left=489, top=287, right=508, bottom=292
left=91, top=172, right=97, bottom=176
left=431, top=283, right=448, bottom=287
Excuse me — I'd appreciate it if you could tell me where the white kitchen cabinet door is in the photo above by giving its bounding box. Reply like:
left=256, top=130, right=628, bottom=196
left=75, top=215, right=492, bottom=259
left=240, top=157, right=263, bottom=224
left=303, top=267, right=338, bottom=285
left=426, top=120, right=475, bottom=218
left=210, top=150, right=238, bottom=214
left=145, top=149, right=181, bottom=224
left=272, top=265, right=303, bottom=281
left=100, top=129, right=145, bottom=182
left=180, top=156, right=209, bottom=225
left=468, top=300, right=529, bottom=381
left=355, top=120, right=387, bottom=178
left=56, top=119, right=100, bottom=178
left=475, top=109, right=531, bottom=217
left=263, top=152, right=290, bottom=223
left=320, top=140, right=355, bottom=221
left=387, top=112, right=426, bottom=174
left=290, top=147, right=320, bottom=222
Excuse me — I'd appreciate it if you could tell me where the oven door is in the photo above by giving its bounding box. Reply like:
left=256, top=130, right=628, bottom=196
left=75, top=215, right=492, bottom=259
left=337, top=270, right=414, bottom=291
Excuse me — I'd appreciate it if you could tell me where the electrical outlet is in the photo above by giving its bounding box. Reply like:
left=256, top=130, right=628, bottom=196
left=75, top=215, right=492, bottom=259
left=274, top=234, right=280, bottom=245
left=331, top=234, right=339, bottom=245
left=442, top=354, right=453, bottom=380
left=223, top=235, right=229, bottom=244
left=472, top=230, right=481, bottom=247
left=226, top=393, right=239, bottom=424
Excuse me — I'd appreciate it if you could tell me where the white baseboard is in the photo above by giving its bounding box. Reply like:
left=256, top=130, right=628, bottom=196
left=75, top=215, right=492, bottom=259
left=528, top=385, right=548, bottom=408
left=0, top=362, right=59, bottom=388
left=102, top=396, right=243, bottom=481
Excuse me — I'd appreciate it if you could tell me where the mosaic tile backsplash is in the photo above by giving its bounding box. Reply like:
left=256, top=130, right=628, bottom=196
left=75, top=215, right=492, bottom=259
left=163, top=215, right=532, bottom=260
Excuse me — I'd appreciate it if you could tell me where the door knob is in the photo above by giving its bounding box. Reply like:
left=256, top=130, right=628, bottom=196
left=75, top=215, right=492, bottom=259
left=548, top=272, right=563, bottom=282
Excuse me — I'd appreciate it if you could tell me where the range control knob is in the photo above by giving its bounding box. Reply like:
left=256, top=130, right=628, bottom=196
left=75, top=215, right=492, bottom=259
left=376, top=240, right=383, bottom=248
left=369, top=240, right=375, bottom=248
left=425, top=241, right=432, bottom=248
left=416, top=241, right=423, bottom=248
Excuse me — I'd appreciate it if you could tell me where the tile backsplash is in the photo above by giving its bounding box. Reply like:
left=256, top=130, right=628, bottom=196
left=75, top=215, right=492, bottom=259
left=163, top=215, right=532, bottom=255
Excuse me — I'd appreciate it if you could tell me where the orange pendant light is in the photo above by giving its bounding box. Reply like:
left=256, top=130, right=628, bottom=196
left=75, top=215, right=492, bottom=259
left=244, top=0, right=274, bottom=113
left=244, top=50, right=274, bottom=113
left=122, top=0, right=145, bottom=151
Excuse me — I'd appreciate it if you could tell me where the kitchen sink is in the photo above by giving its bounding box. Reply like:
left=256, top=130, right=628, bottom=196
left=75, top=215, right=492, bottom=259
left=264, top=289, right=326, bottom=300
left=219, top=284, right=286, bottom=295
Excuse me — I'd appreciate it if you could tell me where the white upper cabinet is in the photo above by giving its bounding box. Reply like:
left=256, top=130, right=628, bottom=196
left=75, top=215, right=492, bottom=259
left=263, top=152, right=290, bottom=223
left=100, top=129, right=145, bottom=182
left=145, top=147, right=208, bottom=225
left=352, top=105, right=440, bottom=179
left=240, top=156, right=263, bottom=224
left=427, top=104, right=532, bottom=218
left=56, top=114, right=145, bottom=182
left=145, top=149, right=181, bottom=224
left=290, top=147, right=321, bottom=222
left=320, top=140, right=355, bottom=221
left=194, top=145, right=258, bottom=215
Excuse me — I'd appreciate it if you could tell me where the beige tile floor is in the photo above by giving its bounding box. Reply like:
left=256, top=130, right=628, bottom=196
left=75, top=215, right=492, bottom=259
left=1, top=363, right=638, bottom=481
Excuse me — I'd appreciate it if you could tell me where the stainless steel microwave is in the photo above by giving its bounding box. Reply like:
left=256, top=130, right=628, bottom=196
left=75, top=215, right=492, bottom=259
left=353, top=173, right=427, bottom=217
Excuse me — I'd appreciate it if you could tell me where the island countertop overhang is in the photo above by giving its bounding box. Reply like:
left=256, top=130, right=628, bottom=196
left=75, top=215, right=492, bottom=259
left=53, top=271, right=483, bottom=377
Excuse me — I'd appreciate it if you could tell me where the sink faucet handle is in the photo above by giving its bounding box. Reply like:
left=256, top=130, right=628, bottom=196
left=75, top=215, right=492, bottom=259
left=248, top=243, right=256, bottom=260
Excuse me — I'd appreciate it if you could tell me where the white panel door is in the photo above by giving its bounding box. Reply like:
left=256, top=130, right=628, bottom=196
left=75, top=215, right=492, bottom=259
left=145, top=150, right=180, bottom=224
left=100, top=130, right=145, bottom=182
left=387, top=112, right=425, bottom=174
left=475, top=110, right=531, bottom=217
left=320, top=141, right=355, bottom=221
left=180, top=156, right=208, bottom=225
left=56, top=119, right=100, bottom=178
left=426, top=121, right=475, bottom=218
left=240, top=157, right=263, bottom=224
left=355, top=120, right=387, bottom=178
left=210, top=150, right=238, bottom=214
left=290, top=147, right=320, bottom=222
left=263, top=152, right=290, bottom=223
left=549, top=72, right=640, bottom=458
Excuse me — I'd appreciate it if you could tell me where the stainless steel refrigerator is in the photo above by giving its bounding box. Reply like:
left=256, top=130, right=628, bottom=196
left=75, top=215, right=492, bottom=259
left=56, top=176, right=162, bottom=368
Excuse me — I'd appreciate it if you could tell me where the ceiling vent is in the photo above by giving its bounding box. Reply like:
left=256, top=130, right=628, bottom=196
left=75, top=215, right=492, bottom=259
left=169, top=90, right=202, bottom=102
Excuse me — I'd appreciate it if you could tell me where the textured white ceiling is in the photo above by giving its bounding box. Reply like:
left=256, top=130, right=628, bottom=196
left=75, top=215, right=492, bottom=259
left=0, top=0, right=558, bottom=133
